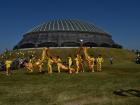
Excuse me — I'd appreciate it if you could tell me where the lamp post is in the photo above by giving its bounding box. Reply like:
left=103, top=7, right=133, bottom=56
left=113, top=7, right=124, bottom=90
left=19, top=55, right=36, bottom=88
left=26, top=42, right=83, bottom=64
left=80, top=39, right=83, bottom=47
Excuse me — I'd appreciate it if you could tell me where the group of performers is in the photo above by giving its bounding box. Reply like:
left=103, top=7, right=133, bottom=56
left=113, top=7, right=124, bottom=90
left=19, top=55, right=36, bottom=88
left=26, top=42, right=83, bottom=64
left=4, top=47, right=104, bottom=76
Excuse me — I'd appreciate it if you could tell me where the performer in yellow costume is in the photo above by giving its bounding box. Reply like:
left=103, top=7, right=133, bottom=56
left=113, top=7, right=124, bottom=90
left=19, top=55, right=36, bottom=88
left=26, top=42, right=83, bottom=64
left=25, top=48, right=48, bottom=73
left=5, top=59, right=12, bottom=76
left=88, top=55, right=95, bottom=72
left=45, top=48, right=75, bottom=74
left=55, top=60, right=75, bottom=74
left=47, top=56, right=54, bottom=74
left=35, top=59, right=43, bottom=73
left=25, top=59, right=44, bottom=73
left=49, top=56, right=74, bottom=74
left=75, top=55, right=80, bottom=73
left=56, top=56, right=62, bottom=73
left=68, top=55, right=72, bottom=69
left=42, top=48, right=48, bottom=61
left=78, top=55, right=84, bottom=72
left=67, top=55, right=73, bottom=73
left=24, top=58, right=33, bottom=73
left=83, top=47, right=95, bottom=72
left=97, top=55, right=104, bottom=71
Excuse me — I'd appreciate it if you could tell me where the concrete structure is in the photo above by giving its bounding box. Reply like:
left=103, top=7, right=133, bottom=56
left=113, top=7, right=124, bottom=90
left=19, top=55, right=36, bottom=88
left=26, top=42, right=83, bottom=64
left=16, top=19, right=119, bottom=49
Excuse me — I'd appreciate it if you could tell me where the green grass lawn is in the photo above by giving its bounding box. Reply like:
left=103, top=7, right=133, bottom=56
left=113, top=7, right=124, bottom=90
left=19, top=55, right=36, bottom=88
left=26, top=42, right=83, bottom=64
left=0, top=62, right=140, bottom=105
left=0, top=48, right=139, bottom=105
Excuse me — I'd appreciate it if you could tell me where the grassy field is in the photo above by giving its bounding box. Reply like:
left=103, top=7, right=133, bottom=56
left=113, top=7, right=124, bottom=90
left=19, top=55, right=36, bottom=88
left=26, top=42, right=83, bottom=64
left=0, top=48, right=140, bottom=105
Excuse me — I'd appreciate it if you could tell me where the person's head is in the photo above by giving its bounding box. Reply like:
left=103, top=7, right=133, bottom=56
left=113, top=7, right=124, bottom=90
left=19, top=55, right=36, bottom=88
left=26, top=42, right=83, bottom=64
left=91, top=55, right=93, bottom=57
left=57, top=56, right=60, bottom=59
left=6, top=57, right=10, bottom=60
left=77, top=54, right=80, bottom=58
left=68, top=54, right=71, bottom=57
left=6, top=57, right=13, bottom=61
left=87, top=56, right=90, bottom=59
left=99, top=54, right=102, bottom=57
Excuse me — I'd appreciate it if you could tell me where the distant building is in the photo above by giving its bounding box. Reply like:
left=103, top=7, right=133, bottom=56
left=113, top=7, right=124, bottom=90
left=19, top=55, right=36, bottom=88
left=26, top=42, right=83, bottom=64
left=15, top=19, right=121, bottom=49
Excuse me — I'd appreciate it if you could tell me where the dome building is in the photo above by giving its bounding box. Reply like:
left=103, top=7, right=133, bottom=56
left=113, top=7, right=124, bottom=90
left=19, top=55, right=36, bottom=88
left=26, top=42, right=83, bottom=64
left=16, top=19, right=120, bottom=49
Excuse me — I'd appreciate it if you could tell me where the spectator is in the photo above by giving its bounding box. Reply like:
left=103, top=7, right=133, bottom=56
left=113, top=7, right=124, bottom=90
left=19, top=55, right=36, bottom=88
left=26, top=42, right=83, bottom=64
left=109, top=56, right=113, bottom=64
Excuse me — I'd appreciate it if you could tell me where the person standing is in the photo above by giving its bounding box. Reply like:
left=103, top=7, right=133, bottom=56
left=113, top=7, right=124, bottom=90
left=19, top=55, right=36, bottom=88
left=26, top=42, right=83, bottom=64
left=109, top=56, right=113, bottom=64
left=56, top=56, right=62, bottom=73
left=5, top=59, right=12, bottom=76
left=97, top=55, right=104, bottom=71
left=75, top=55, right=80, bottom=74
left=35, top=59, right=43, bottom=73
left=47, top=56, right=54, bottom=74
left=89, top=55, right=95, bottom=72
left=68, top=55, right=73, bottom=73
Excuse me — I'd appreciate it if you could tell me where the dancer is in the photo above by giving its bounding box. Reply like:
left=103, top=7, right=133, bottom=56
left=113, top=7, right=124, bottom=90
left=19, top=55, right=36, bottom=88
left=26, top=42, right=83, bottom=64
left=5, top=58, right=12, bottom=76
left=97, top=55, right=104, bottom=71
left=83, top=47, right=95, bottom=72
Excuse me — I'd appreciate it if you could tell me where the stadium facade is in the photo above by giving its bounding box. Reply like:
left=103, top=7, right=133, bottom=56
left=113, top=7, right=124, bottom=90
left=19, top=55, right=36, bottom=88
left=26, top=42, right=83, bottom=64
left=15, top=19, right=121, bottom=49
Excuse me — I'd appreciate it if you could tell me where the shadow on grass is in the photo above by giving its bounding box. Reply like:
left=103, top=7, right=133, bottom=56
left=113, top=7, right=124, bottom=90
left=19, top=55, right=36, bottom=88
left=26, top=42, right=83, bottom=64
left=113, top=89, right=140, bottom=97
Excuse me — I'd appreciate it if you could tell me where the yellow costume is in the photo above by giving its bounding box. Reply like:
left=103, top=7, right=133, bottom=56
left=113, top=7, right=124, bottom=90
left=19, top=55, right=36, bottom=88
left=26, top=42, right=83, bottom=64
left=79, top=56, right=84, bottom=72
left=47, top=57, right=53, bottom=74
left=75, top=57, right=80, bottom=73
left=25, top=47, right=47, bottom=73
left=68, top=56, right=73, bottom=73
left=24, top=59, right=33, bottom=73
left=25, top=59, right=44, bottom=73
left=35, top=59, right=43, bottom=72
left=56, top=62, right=75, bottom=74
left=97, top=57, right=103, bottom=71
left=42, top=48, right=48, bottom=61
left=83, top=47, right=95, bottom=72
left=57, top=57, right=62, bottom=73
left=52, top=57, right=75, bottom=74
left=68, top=56, right=72, bottom=69
left=5, top=60, right=12, bottom=76
left=89, top=57, right=95, bottom=72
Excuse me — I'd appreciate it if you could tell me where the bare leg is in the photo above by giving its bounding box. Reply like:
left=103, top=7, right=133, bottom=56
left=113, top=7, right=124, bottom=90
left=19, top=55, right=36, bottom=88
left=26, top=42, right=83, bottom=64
left=6, top=67, right=10, bottom=76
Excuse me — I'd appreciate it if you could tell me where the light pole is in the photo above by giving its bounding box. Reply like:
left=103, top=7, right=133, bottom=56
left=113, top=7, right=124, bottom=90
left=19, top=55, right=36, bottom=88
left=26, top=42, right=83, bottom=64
left=80, top=39, right=83, bottom=47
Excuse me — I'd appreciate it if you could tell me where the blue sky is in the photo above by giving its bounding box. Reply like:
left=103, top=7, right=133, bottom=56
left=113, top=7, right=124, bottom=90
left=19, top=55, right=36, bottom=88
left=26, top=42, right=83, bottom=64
left=0, top=0, right=140, bottom=51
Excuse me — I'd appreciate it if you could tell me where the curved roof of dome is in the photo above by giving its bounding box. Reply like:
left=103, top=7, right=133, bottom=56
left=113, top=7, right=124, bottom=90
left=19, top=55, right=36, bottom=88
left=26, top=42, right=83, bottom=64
left=26, top=19, right=109, bottom=35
